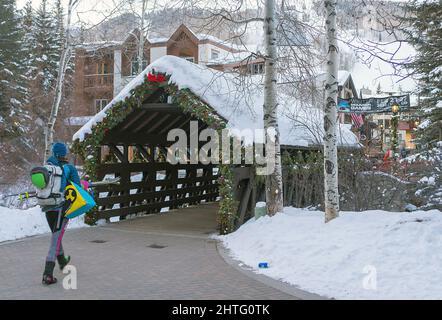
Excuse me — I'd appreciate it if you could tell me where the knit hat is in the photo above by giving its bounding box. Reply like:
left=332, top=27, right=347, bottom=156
left=52, top=142, right=68, bottom=158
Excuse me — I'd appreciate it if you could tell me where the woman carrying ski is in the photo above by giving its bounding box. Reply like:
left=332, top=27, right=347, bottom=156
left=41, top=142, right=81, bottom=285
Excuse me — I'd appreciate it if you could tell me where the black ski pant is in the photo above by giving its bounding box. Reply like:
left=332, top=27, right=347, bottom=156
left=45, top=204, right=69, bottom=263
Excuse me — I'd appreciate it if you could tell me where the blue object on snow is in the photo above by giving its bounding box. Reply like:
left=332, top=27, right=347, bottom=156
left=258, top=262, right=269, bottom=268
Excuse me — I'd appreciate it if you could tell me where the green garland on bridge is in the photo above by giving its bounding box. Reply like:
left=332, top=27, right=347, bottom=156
left=71, top=71, right=239, bottom=233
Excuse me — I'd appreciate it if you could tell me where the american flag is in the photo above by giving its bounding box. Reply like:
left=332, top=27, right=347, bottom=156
left=351, top=113, right=364, bottom=128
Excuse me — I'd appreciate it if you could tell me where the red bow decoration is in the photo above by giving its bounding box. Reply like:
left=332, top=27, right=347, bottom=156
left=147, top=73, right=166, bottom=82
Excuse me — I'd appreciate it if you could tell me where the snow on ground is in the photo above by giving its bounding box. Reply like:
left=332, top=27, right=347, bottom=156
left=219, top=207, right=442, bottom=299
left=0, top=206, right=88, bottom=243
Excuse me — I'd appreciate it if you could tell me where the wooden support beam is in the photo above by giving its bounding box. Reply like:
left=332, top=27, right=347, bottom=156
left=94, top=175, right=218, bottom=193
left=146, top=113, right=171, bottom=133
left=118, top=109, right=148, bottom=132
left=177, top=116, right=194, bottom=130
left=135, top=144, right=150, bottom=162
left=96, top=193, right=219, bottom=220
left=103, top=133, right=170, bottom=145
left=108, top=144, right=128, bottom=163
left=132, top=111, right=159, bottom=133
left=96, top=184, right=219, bottom=206
left=141, top=103, right=185, bottom=113
left=159, top=115, right=186, bottom=134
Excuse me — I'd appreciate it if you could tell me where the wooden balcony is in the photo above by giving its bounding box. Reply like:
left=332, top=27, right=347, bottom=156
left=84, top=74, right=114, bottom=89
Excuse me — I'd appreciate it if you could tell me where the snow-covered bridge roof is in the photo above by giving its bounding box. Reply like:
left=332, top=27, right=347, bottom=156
left=73, top=55, right=359, bottom=148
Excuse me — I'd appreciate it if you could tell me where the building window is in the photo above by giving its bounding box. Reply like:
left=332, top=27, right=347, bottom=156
left=131, top=59, right=148, bottom=76
left=97, top=62, right=110, bottom=75
left=211, top=49, right=220, bottom=60
left=94, top=99, right=109, bottom=113
left=180, top=56, right=194, bottom=63
left=247, top=63, right=264, bottom=75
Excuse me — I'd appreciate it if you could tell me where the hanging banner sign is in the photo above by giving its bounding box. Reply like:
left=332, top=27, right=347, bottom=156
left=338, top=94, right=410, bottom=114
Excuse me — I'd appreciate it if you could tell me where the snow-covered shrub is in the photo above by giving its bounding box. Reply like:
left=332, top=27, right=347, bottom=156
left=404, top=145, right=442, bottom=210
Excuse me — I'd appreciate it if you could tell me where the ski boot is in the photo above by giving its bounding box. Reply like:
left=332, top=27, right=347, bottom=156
left=42, top=261, right=57, bottom=285
left=57, top=254, right=71, bottom=271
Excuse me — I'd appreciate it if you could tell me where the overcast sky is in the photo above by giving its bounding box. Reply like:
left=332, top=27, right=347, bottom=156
left=15, top=0, right=152, bottom=26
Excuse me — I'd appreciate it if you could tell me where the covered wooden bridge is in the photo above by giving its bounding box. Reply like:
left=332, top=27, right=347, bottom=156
left=72, top=58, right=258, bottom=233
left=94, top=103, right=220, bottom=218
left=93, top=101, right=254, bottom=225
left=72, top=56, right=358, bottom=233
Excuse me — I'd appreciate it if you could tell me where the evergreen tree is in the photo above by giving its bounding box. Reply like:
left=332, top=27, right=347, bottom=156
left=405, top=0, right=442, bottom=148
left=21, top=0, right=36, bottom=78
left=52, top=0, right=74, bottom=77
left=33, top=0, right=59, bottom=93
left=403, top=0, right=442, bottom=210
left=0, top=0, right=28, bottom=142
left=53, top=0, right=65, bottom=55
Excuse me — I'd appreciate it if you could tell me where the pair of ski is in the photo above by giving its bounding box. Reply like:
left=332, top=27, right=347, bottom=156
left=2, top=177, right=121, bottom=200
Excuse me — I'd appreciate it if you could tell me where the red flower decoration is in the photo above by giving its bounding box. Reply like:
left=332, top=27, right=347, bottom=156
left=156, top=74, right=166, bottom=82
left=147, top=73, right=157, bottom=82
left=147, top=73, right=166, bottom=82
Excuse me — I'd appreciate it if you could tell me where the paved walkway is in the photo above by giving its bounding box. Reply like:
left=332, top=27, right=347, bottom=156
left=0, top=203, right=306, bottom=300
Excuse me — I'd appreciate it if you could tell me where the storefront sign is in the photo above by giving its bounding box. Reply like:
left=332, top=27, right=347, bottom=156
left=338, top=95, right=410, bottom=114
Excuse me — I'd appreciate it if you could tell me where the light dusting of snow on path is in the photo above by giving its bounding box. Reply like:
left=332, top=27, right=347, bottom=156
left=219, top=207, right=442, bottom=299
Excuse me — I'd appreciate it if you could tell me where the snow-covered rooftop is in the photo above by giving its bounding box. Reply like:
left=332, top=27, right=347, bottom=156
left=147, top=37, right=169, bottom=44
left=316, top=70, right=352, bottom=87
left=64, top=116, right=93, bottom=126
left=76, top=41, right=123, bottom=52
left=196, top=33, right=242, bottom=51
left=73, top=56, right=359, bottom=148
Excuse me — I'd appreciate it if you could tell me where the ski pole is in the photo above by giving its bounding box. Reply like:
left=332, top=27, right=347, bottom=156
left=1, top=191, right=36, bottom=200
left=18, top=192, right=36, bottom=201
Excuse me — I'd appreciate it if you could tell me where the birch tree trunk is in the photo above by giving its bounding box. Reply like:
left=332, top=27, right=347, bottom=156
left=264, top=0, right=283, bottom=216
left=323, top=0, right=340, bottom=222
left=43, top=0, right=77, bottom=161
left=137, top=0, right=147, bottom=74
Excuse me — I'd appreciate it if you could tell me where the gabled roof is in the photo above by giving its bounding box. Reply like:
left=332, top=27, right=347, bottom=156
left=76, top=41, right=123, bottom=52
left=74, top=56, right=359, bottom=148
left=337, top=71, right=358, bottom=98
left=168, top=24, right=200, bottom=46
left=316, top=70, right=359, bottom=98
left=166, top=24, right=242, bottom=52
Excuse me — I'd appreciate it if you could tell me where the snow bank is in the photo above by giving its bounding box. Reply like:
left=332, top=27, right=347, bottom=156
left=73, top=56, right=359, bottom=148
left=0, top=206, right=88, bottom=243
left=220, top=207, right=442, bottom=299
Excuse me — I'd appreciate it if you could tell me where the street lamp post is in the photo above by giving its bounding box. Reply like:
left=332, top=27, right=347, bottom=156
left=379, top=124, right=384, bottom=149
left=391, top=102, right=400, bottom=157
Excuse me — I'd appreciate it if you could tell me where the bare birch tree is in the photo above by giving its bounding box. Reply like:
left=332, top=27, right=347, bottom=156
left=323, top=0, right=340, bottom=222
left=263, top=0, right=283, bottom=215
left=44, top=0, right=80, bottom=160
left=137, top=0, right=148, bottom=74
